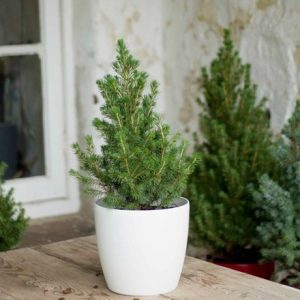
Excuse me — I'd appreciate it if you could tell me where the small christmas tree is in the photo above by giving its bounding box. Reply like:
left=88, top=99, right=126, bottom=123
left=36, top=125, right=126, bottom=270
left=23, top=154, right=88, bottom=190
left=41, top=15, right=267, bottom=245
left=252, top=102, right=300, bottom=286
left=71, top=40, right=196, bottom=210
left=187, top=30, right=277, bottom=260
left=0, top=163, right=28, bottom=251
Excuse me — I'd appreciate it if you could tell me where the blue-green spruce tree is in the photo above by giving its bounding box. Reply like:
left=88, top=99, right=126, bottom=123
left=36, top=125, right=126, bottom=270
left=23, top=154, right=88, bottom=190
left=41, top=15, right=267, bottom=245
left=252, top=102, right=300, bottom=286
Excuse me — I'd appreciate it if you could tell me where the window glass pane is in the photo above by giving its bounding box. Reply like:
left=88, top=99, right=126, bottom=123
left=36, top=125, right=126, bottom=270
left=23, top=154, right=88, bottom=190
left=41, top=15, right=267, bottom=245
left=0, top=55, right=45, bottom=179
left=0, top=0, right=40, bottom=46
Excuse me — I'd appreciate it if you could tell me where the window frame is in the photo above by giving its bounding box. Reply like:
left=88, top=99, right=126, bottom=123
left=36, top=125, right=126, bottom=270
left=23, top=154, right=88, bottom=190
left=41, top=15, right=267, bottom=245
left=2, top=0, right=80, bottom=218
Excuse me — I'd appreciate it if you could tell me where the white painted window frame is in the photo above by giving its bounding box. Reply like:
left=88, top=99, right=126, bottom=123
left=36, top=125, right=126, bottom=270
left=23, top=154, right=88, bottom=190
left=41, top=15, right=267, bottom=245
left=2, top=0, right=80, bottom=218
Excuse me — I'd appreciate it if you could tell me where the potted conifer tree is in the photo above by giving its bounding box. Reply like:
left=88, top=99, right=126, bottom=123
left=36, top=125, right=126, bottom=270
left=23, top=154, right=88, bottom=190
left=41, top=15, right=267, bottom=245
left=71, top=40, right=196, bottom=296
left=252, top=102, right=300, bottom=287
left=0, top=163, right=28, bottom=251
left=186, top=30, right=278, bottom=279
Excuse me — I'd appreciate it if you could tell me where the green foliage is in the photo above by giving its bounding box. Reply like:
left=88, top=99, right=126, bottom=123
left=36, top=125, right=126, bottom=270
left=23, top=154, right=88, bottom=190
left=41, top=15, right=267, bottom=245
left=187, top=30, right=277, bottom=259
left=253, top=102, right=300, bottom=285
left=0, top=163, right=28, bottom=251
left=71, top=40, right=197, bottom=210
left=252, top=175, right=300, bottom=266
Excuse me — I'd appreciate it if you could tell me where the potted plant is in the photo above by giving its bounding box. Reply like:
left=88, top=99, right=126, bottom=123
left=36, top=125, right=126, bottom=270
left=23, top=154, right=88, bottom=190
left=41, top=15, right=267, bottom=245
left=0, top=162, right=28, bottom=251
left=251, top=102, right=300, bottom=287
left=186, top=30, right=278, bottom=279
left=71, top=40, right=197, bottom=296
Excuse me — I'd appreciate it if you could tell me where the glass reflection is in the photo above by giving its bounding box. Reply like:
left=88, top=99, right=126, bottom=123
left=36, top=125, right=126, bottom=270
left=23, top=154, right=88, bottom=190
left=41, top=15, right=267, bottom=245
left=0, top=55, right=45, bottom=178
left=0, top=0, right=40, bottom=46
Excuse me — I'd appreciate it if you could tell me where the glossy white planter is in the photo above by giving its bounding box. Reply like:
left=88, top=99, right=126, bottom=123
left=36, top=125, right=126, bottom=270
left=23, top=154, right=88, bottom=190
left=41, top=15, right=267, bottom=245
left=94, top=197, right=189, bottom=296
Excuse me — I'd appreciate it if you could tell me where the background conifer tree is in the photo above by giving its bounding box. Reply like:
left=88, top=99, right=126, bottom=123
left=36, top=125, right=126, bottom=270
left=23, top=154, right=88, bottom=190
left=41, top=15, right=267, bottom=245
left=252, top=102, right=300, bottom=286
left=187, top=30, right=277, bottom=260
left=71, top=40, right=196, bottom=210
left=0, top=163, right=28, bottom=251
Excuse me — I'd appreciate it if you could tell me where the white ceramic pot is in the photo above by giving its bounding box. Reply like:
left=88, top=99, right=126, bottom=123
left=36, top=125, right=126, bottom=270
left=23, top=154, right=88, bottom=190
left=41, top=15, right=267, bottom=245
left=94, top=197, right=189, bottom=296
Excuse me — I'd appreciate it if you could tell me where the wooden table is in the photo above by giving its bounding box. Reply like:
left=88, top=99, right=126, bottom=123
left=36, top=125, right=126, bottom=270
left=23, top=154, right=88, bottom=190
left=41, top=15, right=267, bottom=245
left=0, top=236, right=299, bottom=299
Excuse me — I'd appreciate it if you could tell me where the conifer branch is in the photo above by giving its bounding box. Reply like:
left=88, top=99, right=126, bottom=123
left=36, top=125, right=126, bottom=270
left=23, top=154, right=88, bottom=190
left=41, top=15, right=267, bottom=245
left=187, top=29, right=277, bottom=259
left=0, top=163, right=28, bottom=251
left=252, top=102, right=300, bottom=286
left=71, top=39, right=196, bottom=209
left=157, top=122, right=166, bottom=176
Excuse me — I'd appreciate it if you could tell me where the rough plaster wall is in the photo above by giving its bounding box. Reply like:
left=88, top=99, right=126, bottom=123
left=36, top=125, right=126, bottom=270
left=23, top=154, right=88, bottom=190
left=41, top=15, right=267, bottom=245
left=163, top=0, right=300, bottom=140
left=73, top=0, right=164, bottom=217
left=74, top=0, right=164, bottom=137
left=74, top=0, right=300, bottom=216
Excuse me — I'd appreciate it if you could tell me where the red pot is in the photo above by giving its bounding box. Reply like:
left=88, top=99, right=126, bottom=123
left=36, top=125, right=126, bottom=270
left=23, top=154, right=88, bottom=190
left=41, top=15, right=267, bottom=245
left=214, top=261, right=275, bottom=279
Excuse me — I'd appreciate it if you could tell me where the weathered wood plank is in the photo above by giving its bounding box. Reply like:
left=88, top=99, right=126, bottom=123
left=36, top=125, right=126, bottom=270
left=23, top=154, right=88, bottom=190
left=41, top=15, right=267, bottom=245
left=0, top=235, right=299, bottom=299
left=36, top=236, right=300, bottom=300
left=0, top=287, right=18, bottom=300
left=0, top=247, right=133, bottom=300
left=34, top=235, right=100, bottom=272
left=167, top=256, right=300, bottom=300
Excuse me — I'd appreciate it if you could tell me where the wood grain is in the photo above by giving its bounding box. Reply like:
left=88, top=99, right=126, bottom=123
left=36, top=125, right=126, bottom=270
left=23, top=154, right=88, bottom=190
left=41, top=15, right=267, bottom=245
left=0, top=235, right=299, bottom=299
left=35, top=235, right=100, bottom=272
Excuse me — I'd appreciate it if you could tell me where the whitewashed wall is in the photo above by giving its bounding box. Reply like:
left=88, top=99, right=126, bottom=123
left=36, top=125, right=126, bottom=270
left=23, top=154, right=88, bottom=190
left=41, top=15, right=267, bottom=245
left=163, top=0, right=300, bottom=137
left=74, top=0, right=164, bottom=137
left=74, top=0, right=300, bottom=215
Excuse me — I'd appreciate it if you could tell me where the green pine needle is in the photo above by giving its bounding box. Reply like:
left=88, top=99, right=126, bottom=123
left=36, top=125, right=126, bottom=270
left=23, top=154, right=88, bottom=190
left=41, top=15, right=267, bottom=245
left=187, top=29, right=278, bottom=259
left=253, top=101, right=300, bottom=286
left=0, top=163, right=29, bottom=251
left=71, top=39, right=197, bottom=209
